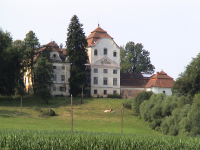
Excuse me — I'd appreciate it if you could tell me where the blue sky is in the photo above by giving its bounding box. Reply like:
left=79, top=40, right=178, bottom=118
left=1, top=0, right=200, bottom=80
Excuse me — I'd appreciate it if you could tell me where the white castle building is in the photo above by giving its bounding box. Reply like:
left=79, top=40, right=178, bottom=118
left=86, top=25, right=120, bottom=97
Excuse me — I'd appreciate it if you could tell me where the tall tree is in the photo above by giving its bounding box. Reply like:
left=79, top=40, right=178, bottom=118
left=24, top=31, right=40, bottom=91
left=172, top=53, right=200, bottom=96
left=66, top=15, right=88, bottom=97
left=33, top=54, right=53, bottom=104
left=120, top=41, right=155, bottom=74
left=0, top=30, right=13, bottom=94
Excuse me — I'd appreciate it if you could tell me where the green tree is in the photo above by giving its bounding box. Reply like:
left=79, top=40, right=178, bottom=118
left=120, top=42, right=155, bottom=73
left=24, top=31, right=40, bottom=90
left=33, top=55, right=53, bottom=104
left=66, top=15, right=88, bottom=97
left=172, top=53, right=200, bottom=96
left=0, top=30, right=26, bottom=95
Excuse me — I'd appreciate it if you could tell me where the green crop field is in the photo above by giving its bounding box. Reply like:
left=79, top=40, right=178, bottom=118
left=0, top=96, right=198, bottom=149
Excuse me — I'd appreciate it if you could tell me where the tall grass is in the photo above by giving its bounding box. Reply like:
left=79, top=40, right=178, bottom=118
left=0, top=130, right=200, bottom=149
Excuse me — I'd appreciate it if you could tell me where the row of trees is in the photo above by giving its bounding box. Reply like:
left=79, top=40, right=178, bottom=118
left=0, top=29, right=53, bottom=103
left=135, top=92, right=200, bottom=137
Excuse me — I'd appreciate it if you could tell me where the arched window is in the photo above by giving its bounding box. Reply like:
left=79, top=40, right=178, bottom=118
left=104, top=48, right=107, bottom=55
left=53, top=54, right=56, bottom=59
left=113, top=51, right=117, bottom=57
left=94, top=49, right=98, bottom=56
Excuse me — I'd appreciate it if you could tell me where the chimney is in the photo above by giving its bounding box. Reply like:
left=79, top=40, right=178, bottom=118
left=156, top=72, right=159, bottom=76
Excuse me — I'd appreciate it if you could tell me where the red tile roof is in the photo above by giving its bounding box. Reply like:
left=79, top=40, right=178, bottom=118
left=146, top=71, right=174, bottom=88
left=87, top=26, right=118, bottom=47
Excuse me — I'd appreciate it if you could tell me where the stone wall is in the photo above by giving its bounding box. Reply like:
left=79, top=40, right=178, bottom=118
left=120, top=88, right=145, bottom=99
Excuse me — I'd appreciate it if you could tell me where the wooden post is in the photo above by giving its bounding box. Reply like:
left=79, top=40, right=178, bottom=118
left=121, top=105, right=124, bottom=134
left=81, top=85, right=83, bottom=104
left=20, top=96, right=22, bottom=116
left=71, top=94, right=73, bottom=134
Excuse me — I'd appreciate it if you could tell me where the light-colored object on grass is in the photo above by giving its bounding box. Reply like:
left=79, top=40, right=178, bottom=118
left=103, top=108, right=116, bottom=113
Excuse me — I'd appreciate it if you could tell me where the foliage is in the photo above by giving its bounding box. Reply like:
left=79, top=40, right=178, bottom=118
left=107, top=93, right=121, bottom=99
left=172, top=53, right=200, bottom=96
left=120, top=42, right=155, bottom=73
left=0, top=30, right=26, bottom=95
left=33, top=55, right=53, bottom=104
left=123, top=101, right=132, bottom=109
left=138, top=92, right=200, bottom=137
left=134, top=91, right=153, bottom=115
left=66, top=15, right=88, bottom=97
left=1, top=130, right=200, bottom=149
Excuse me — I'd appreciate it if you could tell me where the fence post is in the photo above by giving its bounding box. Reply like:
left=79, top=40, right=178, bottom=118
left=71, top=94, right=73, bottom=134
left=121, top=105, right=124, bottom=134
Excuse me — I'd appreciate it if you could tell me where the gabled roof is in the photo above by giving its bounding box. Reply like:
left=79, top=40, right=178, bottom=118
left=87, top=26, right=118, bottom=47
left=120, top=72, right=150, bottom=88
left=146, top=71, right=174, bottom=88
left=38, top=41, right=67, bottom=62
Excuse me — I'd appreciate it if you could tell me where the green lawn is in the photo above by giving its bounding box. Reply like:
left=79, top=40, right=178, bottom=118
left=0, top=96, right=160, bottom=135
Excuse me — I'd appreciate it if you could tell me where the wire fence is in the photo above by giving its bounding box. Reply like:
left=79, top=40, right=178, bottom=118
left=0, top=97, right=149, bottom=132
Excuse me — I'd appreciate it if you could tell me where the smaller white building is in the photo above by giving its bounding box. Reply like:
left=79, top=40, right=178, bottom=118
left=146, top=71, right=174, bottom=96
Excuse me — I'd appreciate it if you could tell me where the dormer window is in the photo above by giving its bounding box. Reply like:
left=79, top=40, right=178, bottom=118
left=53, top=54, right=56, bottom=59
left=104, top=48, right=107, bottom=55
left=113, top=51, right=117, bottom=57
left=94, top=49, right=98, bottom=56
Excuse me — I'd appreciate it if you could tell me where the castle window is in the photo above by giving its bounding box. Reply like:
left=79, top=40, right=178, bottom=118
left=60, top=87, right=66, bottom=92
left=103, top=69, right=108, bottom=73
left=94, top=68, right=98, bottom=73
left=94, top=77, right=98, bottom=85
left=113, top=78, right=117, bottom=86
left=53, top=54, right=56, bottom=59
left=104, top=90, right=107, bottom=95
left=53, top=74, right=57, bottom=81
left=122, top=91, right=125, bottom=95
left=113, top=51, right=117, bottom=57
left=94, top=89, right=97, bottom=94
left=104, top=48, right=107, bottom=55
left=94, top=49, right=98, bottom=56
left=113, top=70, right=117, bottom=74
left=53, top=66, right=56, bottom=69
left=103, top=77, right=108, bottom=85
left=113, top=90, right=117, bottom=94
left=61, top=75, right=65, bottom=81
left=129, top=91, right=131, bottom=96
left=62, top=66, right=65, bottom=70
left=53, top=86, right=56, bottom=91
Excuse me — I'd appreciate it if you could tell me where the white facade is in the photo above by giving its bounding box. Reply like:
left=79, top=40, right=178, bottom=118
left=146, top=87, right=172, bottom=96
left=50, top=51, right=70, bottom=96
left=88, top=37, right=120, bottom=97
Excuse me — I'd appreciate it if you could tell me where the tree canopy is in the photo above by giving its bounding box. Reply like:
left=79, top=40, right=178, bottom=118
left=33, top=54, right=53, bottom=104
left=172, top=53, right=200, bottom=96
left=120, top=41, right=155, bottom=74
left=66, top=15, right=88, bottom=97
left=0, top=30, right=25, bottom=95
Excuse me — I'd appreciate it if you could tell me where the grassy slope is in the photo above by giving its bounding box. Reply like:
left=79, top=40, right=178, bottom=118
left=0, top=96, right=160, bottom=135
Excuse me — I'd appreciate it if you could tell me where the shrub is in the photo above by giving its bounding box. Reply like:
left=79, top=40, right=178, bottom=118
left=134, top=91, right=153, bottom=115
left=107, top=93, right=121, bottom=99
left=46, top=109, right=56, bottom=116
left=123, top=101, right=132, bottom=109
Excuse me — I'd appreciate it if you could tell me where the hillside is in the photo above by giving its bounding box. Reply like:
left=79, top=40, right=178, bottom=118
left=0, top=96, right=159, bottom=135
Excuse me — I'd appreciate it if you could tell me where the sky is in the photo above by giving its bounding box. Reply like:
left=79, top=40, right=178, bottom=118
left=1, top=0, right=200, bottom=80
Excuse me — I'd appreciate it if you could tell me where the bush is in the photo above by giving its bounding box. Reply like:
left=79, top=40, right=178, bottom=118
left=107, top=93, right=121, bottom=99
left=46, top=109, right=56, bottom=116
left=123, top=101, right=132, bottom=109
left=134, top=91, right=153, bottom=115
